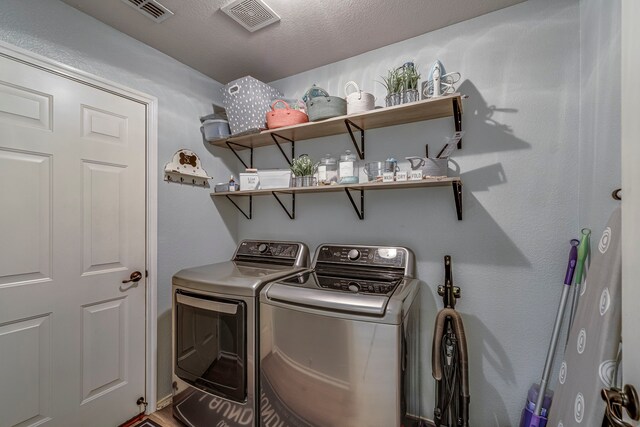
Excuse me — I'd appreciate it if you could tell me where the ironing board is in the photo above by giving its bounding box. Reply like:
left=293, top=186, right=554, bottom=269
left=548, top=208, right=622, bottom=426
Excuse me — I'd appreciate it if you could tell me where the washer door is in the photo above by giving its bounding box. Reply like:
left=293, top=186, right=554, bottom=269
left=174, top=290, right=246, bottom=402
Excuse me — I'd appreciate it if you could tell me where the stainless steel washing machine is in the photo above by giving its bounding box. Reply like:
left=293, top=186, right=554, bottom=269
left=171, top=240, right=309, bottom=427
left=259, top=244, right=422, bottom=427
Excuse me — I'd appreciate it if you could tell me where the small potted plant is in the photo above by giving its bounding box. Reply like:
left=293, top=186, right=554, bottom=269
left=290, top=154, right=319, bottom=187
left=401, top=62, right=421, bottom=104
left=379, top=69, right=402, bottom=107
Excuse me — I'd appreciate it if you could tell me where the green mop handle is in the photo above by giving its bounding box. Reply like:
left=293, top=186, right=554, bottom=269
left=574, top=228, right=591, bottom=285
left=566, top=228, right=591, bottom=340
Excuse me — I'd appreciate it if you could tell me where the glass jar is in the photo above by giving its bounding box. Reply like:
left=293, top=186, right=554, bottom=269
left=338, top=149, right=358, bottom=184
left=317, top=154, right=338, bottom=185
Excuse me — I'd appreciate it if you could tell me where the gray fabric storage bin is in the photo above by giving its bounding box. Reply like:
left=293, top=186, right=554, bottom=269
left=221, top=76, right=283, bottom=135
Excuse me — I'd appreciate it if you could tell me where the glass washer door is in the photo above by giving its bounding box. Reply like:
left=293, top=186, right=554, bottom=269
left=175, top=290, right=247, bottom=402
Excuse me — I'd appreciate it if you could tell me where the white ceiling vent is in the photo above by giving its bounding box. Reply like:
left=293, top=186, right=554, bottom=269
left=121, top=0, right=174, bottom=23
left=221, top=0, right=281, bottom=32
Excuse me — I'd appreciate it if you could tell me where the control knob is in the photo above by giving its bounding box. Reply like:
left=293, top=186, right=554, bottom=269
left=258, top=243, right=269, bottom=254
left=347, top=249, right=361, bottom=261
left=348, top=282, right=360, bottom=292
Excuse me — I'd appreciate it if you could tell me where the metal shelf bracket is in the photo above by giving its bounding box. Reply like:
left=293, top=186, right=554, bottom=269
left=272, top=192, right=295, bottom=219
left=344, top=188, right=364, bottom=220
left=344, top=119, right=365, bottom=159
left=225, top=141, right=253, bottom=169
left=452, top=181, right=463, bottom=220
left=270, top=133, right=295, bottom=166
left=225, top=194, right=252, bottom=219
left=452, top=98, right=462, bottom=149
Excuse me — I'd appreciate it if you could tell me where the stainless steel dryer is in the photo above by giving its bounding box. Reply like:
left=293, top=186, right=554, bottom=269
left=259, top=244, right=422, bottom=427
left=171, top=240, right=309, bottom=427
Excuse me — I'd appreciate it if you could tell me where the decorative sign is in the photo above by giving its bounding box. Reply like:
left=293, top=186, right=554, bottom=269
left=164, top=149, right=212, bottom=187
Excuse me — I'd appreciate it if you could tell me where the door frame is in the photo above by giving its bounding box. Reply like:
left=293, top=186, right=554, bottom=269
left=621, top=0, right=640, bottom=401
left=0, top=40, right=159, bottom=413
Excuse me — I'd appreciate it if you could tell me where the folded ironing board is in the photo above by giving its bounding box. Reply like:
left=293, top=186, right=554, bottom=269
left=548, top=208, right=622, bottom=426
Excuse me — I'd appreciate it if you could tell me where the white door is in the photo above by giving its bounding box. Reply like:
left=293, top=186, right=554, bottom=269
left=621, top=0, right=639, bottom=424
left=0, top=54, right=147, bottom=426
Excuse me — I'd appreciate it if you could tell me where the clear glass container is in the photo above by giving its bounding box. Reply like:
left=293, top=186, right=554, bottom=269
left=338, top=150, right=358, bottom=184
left=317, top=154, right=338, bottom=185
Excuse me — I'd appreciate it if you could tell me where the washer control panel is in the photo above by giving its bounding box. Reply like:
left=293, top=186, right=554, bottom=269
left=317, top=245, right=405, bottom=268
left=235, top=241, right=299, bottom=259
left=317, top=276, right=399, bottom=295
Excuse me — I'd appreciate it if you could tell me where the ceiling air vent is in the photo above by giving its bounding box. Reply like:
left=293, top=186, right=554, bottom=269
left=121, top=0, right=174, bottom=23
left=221, top=0, right=281, bottom=32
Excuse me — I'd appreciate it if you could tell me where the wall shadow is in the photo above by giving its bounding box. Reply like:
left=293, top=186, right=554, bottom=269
left=460, top=162, right=507, bottom=192
left=450, top=190, right=530, bottom=267
left=457, top=80, right=530, bottom=156
left=463, top=313, right=513, bottom=425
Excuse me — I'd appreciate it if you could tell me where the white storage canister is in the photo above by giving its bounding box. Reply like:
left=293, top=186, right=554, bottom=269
left=338, top=150, right=358, bottom=184
left=317, top=154, right=338, bottom=184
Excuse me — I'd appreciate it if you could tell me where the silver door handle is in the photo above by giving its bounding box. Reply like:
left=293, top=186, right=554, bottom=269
left=602, top=384, right=640, bottom=426
left=176, top=293, right=238, bottom=314
left=122, top=271, right=143, bottom=283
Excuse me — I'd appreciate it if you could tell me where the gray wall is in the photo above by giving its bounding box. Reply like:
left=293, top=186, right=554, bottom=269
left=579, top=0, right=621, bottom=235
left=0, top=0, right=237, bottom=400
left=238, top=0, right=582, bottom=424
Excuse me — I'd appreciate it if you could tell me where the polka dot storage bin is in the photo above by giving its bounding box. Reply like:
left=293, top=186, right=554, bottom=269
left=221, top=76, right=284, bottom=135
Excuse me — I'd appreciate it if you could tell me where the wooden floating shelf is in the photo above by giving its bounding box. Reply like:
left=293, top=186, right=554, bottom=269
left=212, top=177, right=460, bottom=196
left=212, top=177, right=463, bottom=221
left=209, top=93, right=462, bottom=150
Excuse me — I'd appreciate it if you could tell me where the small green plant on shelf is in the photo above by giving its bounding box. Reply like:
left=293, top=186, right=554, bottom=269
left=402, top=63, right=421, bottom=91
left=378, top=69, right=403, bottom=107
left=290, top=154, right=319, bottom=187
left=400, top=62, right=421, bottom=103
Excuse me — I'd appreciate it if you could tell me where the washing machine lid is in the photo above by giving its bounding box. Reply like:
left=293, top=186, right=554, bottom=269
left=173, top=262, right=309, bottom=297
left=172, top=240, right=310, bottom=297
left=262, top=270, right=421, bottom=323
left=263, top=271, right=390, bottom=316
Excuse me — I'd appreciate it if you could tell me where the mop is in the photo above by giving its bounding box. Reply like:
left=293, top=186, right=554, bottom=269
left=432, top=255, right=470, bottom=427
left=519, top=239, right=579, bottom=427
left=566, top=228, right=591, bottom=342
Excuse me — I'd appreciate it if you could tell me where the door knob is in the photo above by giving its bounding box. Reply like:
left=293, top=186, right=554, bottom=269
left=122, top=271, right=143, bottom=284
left=602, top=384, right=640, bottom=427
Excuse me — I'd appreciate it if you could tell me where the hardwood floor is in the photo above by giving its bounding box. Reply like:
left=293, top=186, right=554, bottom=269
left=147, top=404, right=183, bottom=427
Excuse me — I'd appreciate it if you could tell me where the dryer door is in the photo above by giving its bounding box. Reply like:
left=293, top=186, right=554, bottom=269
left=174, top=290, right=247, bottom=402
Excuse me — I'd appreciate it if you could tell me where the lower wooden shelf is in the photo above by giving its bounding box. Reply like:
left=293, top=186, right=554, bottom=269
left=211, top=177, right=463, bottom=220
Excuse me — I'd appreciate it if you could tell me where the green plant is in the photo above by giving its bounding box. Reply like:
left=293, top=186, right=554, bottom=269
left=401, top=63, right=421, bottom=91
left=290, top=154, right=318, bottom=176
left=377, top=69, right=402, bottom=96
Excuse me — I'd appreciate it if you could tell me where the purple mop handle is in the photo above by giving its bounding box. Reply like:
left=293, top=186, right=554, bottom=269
left=564, top=240, right=579, bottom=286
left=530, top=239, right=580, bottom=425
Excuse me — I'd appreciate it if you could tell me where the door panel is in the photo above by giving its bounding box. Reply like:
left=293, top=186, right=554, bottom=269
left=0, top=81, right=52, bottom=130
left=0, top=53, right=146, bottom=426
left=81, top=297, right=128, bottom=404
left=0, top=315, right=52, bottom=427
left=0, top=149, right=51, bottom=286
left=82, top=161, right=127, bottom=274
left=81, top=105, right=128, bottom=144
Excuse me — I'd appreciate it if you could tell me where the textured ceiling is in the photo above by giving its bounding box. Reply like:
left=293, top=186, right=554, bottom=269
left=61, top=0, right=525, bottom=83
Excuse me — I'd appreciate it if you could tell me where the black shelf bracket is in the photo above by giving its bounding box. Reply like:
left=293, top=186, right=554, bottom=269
left=452, top=181, right=463, bottom=220
left=344, top=119, right=365, bottom=159
left=225, top=194, right=252, bottom=220
left=270, top=133, right=295, bottom=166
left=452, top=98, right=463, bottom=149
left=225, top=140, right=253, bottom=169
left=272, top=192, right=295, bottom=219
left=344, top=188, right=365, bottom=220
